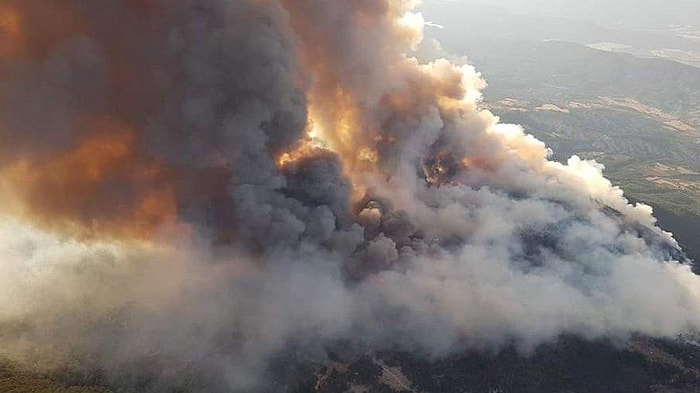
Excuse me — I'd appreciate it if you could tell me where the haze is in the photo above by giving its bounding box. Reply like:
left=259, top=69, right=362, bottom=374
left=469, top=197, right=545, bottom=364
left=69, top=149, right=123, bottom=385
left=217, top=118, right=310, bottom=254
left=426, top=0, right=700, bottom=29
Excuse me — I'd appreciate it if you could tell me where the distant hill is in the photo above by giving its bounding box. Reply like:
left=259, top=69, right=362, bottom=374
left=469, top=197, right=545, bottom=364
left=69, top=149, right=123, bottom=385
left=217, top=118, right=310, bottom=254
left=0, top=363, right=111, bottom=393
left=422, top=0, right=700, bottom=31
left=425, top=38, right=700, bottom=120
left=419, top=1, right=700, bottom=67
left=416, top=18, right=700, bottom=264
left=289, top=336, right=700, bottom=393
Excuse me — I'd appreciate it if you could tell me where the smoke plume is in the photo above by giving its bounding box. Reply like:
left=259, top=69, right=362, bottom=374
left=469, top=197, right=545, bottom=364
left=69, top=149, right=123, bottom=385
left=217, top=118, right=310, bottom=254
left=0, top=0, right=699, bottom=391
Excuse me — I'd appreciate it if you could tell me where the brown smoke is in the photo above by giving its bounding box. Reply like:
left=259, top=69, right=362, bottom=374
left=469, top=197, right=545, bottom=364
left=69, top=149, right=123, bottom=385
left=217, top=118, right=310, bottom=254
left=0, top=119, right=178, bottom=239
left=0, top=2, right=86, bottom=60
left=0, top=1, right=267, bottom=241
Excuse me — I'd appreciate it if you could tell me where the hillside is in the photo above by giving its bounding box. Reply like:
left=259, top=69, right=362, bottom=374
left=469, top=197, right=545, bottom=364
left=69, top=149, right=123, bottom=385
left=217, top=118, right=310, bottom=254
left=290, top=336, right=700, bottom=393
left=417, top=22, right=700, bottom=261
left=0, top=363, right=112, bottom=393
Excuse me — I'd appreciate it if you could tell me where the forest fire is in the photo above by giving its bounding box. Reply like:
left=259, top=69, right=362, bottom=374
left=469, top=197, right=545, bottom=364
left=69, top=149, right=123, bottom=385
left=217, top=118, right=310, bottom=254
left=0, top=1, right=698, bottom=392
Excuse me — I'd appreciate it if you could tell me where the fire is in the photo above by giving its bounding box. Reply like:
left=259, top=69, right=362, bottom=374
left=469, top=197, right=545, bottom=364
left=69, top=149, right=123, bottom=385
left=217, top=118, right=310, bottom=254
left=278, top=89, right=379, bottom=181
left=358, top=147, right=378, bottom=164
left=304, top=87, right=377, bottom=171
left=276, top=142, right=320, bottom=168
left=280, top=0, right=389, bottom=181
left=276, top=115, right=327, bottom=169
left=421, top=152, right=493, bottom=186
left=0, top=121, right=177, bottom=240
left=423, top=151, right=459, bottom=185
left=461, top=157, right=491, bottom=171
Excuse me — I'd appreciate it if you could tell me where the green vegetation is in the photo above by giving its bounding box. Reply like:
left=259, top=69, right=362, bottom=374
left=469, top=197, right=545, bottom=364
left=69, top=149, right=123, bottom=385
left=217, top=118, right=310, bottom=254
left=422, top=25, right=700, bottom=260
left=0, top=364, right=112, bottom=393
left=490, top=102, right=700, bottom=260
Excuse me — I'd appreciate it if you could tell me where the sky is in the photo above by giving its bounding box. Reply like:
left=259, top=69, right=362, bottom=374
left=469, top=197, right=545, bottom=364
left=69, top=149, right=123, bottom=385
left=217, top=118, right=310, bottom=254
left=424, top=0, right=700, bottom=30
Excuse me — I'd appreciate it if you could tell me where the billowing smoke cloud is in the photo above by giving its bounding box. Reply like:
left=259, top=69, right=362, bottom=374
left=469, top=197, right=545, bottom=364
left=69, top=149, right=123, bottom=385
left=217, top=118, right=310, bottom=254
left=1, top=0, right=699, bottom=391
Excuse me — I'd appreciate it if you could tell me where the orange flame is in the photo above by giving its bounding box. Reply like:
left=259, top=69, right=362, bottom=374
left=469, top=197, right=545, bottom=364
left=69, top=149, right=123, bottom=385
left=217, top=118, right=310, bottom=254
left=276, top=140, right=321, bottom=169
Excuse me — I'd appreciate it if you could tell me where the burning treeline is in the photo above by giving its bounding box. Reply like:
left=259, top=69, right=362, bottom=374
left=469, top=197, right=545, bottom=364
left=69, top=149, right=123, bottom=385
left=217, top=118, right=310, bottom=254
left=1, top=0, right=699, bottom=392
